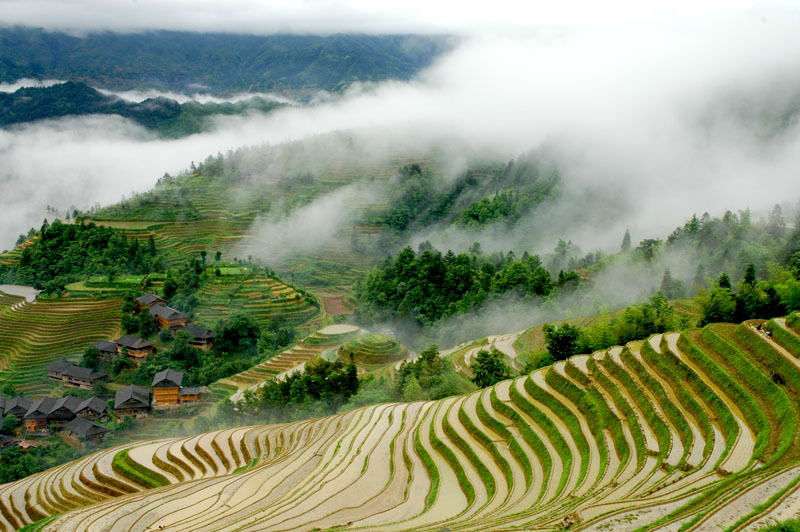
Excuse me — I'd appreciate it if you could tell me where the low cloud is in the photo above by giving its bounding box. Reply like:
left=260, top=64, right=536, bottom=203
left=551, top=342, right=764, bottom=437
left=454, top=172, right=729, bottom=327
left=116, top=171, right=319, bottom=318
left=2, top=6, right=800, bottom=259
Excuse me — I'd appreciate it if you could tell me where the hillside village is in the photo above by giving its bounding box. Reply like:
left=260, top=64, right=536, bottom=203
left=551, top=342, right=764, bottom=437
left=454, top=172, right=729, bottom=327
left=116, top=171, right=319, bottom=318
left=0, top=293, right=209, bottom=452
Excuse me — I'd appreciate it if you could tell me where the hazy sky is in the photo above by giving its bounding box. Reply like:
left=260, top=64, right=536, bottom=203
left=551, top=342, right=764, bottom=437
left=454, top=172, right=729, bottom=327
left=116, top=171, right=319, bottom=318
left=1, top=1, right=799, bottom=254
left=0, top=0, right=785, bottom=34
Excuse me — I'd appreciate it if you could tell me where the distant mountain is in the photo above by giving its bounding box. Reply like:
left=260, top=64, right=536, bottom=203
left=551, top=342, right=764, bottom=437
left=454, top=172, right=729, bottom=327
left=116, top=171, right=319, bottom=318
left=0, top=27, right=454, bottom=95
left=0, top=80, right=284, bottom=137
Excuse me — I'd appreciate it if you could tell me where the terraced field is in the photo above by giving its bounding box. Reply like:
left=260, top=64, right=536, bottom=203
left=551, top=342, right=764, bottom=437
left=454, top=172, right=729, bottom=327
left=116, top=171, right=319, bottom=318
left=193, top=273, right=320, bottom=330
left=338, top=333, right=409, bottom=367
left=223, top=324, right=362, bottom=400
left=4, top=317, right=800, bottom=531
left=0, top=292, right=122, bottom=395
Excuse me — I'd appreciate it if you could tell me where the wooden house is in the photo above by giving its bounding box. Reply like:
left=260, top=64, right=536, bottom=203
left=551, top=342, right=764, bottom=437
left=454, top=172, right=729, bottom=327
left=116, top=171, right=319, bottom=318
left=178, top=387, right=203, bottom=404
left=24, top=398, right=56, bottom=434
left=93, top=340, right=118, bottom=359
left=152, top=369, right=183, bottom=406
left=136, top=293, right=167, bottom=311
left=4, top=396, right=32, bottom=418
left=114, top=335, right=155, bottom=362
left=178, top=325, right=216, bottom=351
left=46, top=360, right=108, bottom=389
left=48, top=396, right=81, bottom=425
left=149, top=305, right=189, bottom=330
left=63, top=417, right=109, bottom=445
left=75, top=397, right=109, bottom=422
left=114, top=385, right=151, bottom=419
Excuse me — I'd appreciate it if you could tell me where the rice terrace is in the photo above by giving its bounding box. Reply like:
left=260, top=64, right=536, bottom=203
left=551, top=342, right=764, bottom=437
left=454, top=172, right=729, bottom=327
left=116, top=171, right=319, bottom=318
left=2, top=3, right=800, bottom=532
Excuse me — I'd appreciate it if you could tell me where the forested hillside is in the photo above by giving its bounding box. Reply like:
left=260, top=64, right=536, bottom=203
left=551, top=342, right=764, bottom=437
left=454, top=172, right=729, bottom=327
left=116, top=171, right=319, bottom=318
left=0, top=28, right=453, bottom=94
left=0, top=81, right=283, bottom=137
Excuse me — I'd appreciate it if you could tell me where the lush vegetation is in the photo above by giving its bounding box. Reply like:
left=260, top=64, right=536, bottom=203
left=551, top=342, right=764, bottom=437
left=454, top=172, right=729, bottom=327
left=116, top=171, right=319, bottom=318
left=543, top=291, right=691, bottom=359
left=372, top=161, right=559, bottom=242
left=0, top=81, right=284, bottom=137
left=0, top=220, right=159, bottom=293
left=470, top=347, right=512, bottom=387
left=0, top=28, right=452, bottom=94
left=0, top=440, right=83, bottom=483
left=355, top=245, right=557, bottom=326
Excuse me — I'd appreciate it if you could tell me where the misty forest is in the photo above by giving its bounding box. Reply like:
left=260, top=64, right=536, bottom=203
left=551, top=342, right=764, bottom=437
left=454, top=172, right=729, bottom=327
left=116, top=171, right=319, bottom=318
left=2, top=3, right=800, bottom=532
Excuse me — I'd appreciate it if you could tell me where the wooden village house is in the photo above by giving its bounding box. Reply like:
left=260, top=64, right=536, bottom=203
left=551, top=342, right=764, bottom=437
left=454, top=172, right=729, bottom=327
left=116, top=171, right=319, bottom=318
left=152, top=369, right=183, bottom=406
left=46, top=360, right=108, bottom=389
left=4, top=396, right=32, bottom=418
left=63, top=417, right=109, bottom=445
left=150, top=305, right=189, bottom=330
left=151, top=369, right=204, bottom=407
left=75, top=397, right=109, bottom=422
left=178, top=325, right=216, bottom=351
left=93, top=340, right=118, bottom=359
left=113, top=335, right=156, bottom=363
left=23, top=398, right=56, bottom=434
left=136, top=293, right=167, bottom=311
left=114, top=384, right=151, bottom=419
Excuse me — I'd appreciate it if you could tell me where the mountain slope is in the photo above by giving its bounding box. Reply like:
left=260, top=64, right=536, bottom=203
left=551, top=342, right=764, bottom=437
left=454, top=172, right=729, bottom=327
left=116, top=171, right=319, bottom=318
left=3, top=318, right=800, bottom=531
left=0, top=28, right=454, bottom=94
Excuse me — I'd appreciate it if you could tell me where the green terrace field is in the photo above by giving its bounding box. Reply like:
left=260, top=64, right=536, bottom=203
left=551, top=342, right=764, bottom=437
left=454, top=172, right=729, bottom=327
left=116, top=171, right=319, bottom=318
left=4, top=316, right=800, bottom=531
left=0, top=291, right=122, bottom=396
left=337, top=333, right=409, bottom=372
left=193, top=271, right=321, bottom=330
left=222, top=324, right=362, bottom=394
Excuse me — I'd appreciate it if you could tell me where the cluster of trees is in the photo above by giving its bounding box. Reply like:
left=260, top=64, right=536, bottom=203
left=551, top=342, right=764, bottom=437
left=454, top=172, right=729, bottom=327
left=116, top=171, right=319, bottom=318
left=376, top=160, right=559, bottom=237
left=394, top=345, right=476, bottom=401
left=0, top=441, right=83, bottom=484
left=542, top=292, right=691, bottom=361
left=698, top=262, right=800, bottom=325
left=355, top=244, right=567, bottom=326
left=0, top=220, right=160, bottom=293
left=236, top=358, right=359, bottom=421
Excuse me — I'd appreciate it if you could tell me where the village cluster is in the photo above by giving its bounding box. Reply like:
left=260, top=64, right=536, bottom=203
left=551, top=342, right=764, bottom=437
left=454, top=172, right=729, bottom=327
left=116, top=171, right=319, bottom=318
left=0, top=294, right=215, bottom=449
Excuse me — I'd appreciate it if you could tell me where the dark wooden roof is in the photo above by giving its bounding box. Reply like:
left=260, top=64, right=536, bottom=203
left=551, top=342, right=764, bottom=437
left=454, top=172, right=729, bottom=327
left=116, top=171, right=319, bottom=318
left=93, top=340, right=117, bottom=353
left=152, top=368, right=184, bottom=388
left=114, top=335, right=155, bottom=350
left=149, top=305, right=188, bottom=321
left=77, top=396, right=108, bottom=414
left=178, top=325, right=216, bottom=340
left=24, top=397, right=57, bottom=419
left=136, top=293, right=166, bottom=306
left=179, top=387, right=202, bottom=396
left=64, top=417, right=109, bottom=437
left=52, top=395, right=83, bottom=414
left=47, top=360, right=107, bottom=381
left=114, top=384, right=151, bottom=409
left=5, top=396, right=32, bottom=416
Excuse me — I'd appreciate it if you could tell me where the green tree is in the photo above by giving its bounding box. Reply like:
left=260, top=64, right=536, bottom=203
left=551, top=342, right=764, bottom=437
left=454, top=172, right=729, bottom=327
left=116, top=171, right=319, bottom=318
left=621, top=229, right=631, bottom=251
left=699, top=285, right=736, bottom=325
left=471, top=348, right=512, bottom=388
left=402, top=376, right=427, bottom=401
left=80, top=346, right=100, bottom=368
left=744, top=263, right=757, bottom=285
left=543, top=323, right=583, bottom=361
left=2, top=414, right=19, bottom=433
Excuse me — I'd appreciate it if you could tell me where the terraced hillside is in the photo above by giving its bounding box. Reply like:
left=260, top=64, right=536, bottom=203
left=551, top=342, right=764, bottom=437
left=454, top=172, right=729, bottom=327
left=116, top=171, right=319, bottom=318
left=223, top=324, right=362, bottom=399
left=193, top=271, right=320, bottom=330
left=0, top=292, right=122, bottom=396
left=4, top=317, right=800, bottom=531
left=338, top=333, right=409, bottom=367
